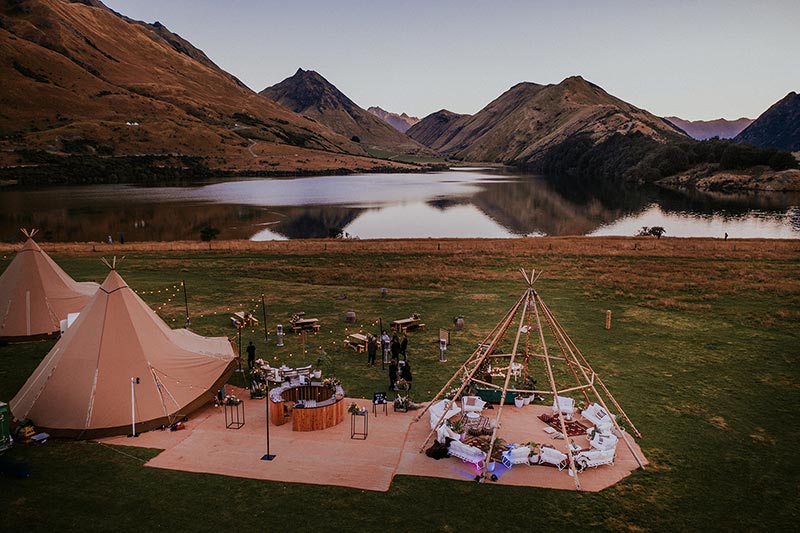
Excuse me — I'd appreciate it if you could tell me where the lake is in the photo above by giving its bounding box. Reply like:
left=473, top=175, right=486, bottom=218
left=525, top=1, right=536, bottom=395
left=0, top=168, right=798, bottom=242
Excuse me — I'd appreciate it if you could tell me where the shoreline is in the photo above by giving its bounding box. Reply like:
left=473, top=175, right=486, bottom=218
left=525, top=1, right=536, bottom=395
left=3, top=236, right=797, bottom=260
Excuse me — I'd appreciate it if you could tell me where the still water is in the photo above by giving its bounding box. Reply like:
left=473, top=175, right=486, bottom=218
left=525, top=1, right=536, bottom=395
left=0, top=168, right=797, bottom=241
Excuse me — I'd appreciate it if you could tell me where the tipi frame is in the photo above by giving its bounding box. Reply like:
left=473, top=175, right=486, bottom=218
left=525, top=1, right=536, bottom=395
left=415, top=269, right=645, bottom=489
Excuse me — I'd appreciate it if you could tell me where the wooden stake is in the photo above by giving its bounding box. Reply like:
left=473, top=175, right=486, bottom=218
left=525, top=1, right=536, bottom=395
left=605, top=310, right=612, bottom=330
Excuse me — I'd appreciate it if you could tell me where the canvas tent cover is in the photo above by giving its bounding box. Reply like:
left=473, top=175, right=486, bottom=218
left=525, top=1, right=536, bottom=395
left=10, top=270, right=236, bottom=437
left=0, top=237, right=98, bottom=341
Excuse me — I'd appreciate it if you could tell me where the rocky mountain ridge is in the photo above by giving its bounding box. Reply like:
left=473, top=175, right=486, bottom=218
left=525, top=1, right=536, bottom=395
left=260, top=69, right=429, bottom=156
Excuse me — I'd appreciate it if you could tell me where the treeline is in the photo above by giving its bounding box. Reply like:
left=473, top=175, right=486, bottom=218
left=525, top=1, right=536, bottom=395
left=1, top=151, right=215, bottom=185
left=535, top=132, right=798, bottom=183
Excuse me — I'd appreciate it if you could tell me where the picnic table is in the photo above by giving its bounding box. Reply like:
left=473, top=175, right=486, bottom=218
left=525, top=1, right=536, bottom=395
left=391, top=315, right=424, bottom=333
left=291, top=317, right=320, bottom=333
left=344, top=333, right=369, bottom=352
left=230, top=311, right=258, bottom=328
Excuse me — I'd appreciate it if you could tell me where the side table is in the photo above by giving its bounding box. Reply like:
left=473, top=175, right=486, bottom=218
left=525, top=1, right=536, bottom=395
left=225, top=401, right=245, bottom=429
left=350, top=412, right=368, bottom=440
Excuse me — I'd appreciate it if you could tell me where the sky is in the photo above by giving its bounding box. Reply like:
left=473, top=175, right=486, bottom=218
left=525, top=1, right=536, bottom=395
left=102, top=0, right=799, bottom=121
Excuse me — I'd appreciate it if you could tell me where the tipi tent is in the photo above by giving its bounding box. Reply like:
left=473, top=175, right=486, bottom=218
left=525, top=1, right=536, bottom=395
left=10, top=266, right=236, bottom=438
left=417, top=269, right=644, bottom=489
left=0, top=229, right=98, bottom=342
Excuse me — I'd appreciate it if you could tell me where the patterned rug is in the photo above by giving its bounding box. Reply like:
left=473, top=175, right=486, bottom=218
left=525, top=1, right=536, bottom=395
left=459, top=413, right=493, bottom=436
left=538, top=413, right=587, bottom=437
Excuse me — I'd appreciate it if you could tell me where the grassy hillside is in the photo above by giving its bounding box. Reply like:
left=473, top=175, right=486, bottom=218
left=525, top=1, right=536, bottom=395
left=1, top=237, right=798, bottom=531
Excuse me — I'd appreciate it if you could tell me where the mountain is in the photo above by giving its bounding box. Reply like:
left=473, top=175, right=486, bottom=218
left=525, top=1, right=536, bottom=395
left=407, top=110, right=470, bottom=151
left=735, top=92, right=800, bottom=151
left=664, top=117, right=753, bottom=140
left=410, top=76, right=686, bottom=169
left=366, top=107, right=419, bottom=133
left=0, top=0, right=412, bottom=182
left=260, top=69, right=429, bottom=156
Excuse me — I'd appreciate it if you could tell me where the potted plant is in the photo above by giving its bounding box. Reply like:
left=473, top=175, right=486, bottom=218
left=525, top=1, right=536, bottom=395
left=514, top=394, right=525, bottom=408
left=448, top=418, right=465, bottom=439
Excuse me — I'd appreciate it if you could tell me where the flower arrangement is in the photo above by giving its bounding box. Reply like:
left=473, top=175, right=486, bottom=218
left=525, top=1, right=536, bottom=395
left=348, top=402, right=366, bottom=415
left=249, top=367, right=266, bottom=382
left=394, top=395, right=410, bottom=411
left=224, top=394, right=241, bottom=406
left=322, top=376, right=341, bottom=390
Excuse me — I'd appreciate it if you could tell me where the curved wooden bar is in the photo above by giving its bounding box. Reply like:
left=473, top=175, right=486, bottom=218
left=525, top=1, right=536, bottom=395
left=269, top=383, right=345, bottom=431
left=291, top=399, right=344, bottom=431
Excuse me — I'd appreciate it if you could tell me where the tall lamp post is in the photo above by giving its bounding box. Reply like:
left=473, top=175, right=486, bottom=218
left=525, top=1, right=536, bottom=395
left=236, top=324, right=246, bottom=388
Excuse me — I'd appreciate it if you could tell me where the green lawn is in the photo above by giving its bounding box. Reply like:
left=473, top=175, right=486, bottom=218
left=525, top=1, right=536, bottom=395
left=1, top=244, right=798, bottom=531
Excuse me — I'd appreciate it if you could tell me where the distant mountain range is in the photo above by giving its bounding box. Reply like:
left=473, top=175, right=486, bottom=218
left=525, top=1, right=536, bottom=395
left=408, top=76, right=685, bottom=169
left=260, top=69, right=429, bottom=156
left=0, top=0, right=795, bottom=188
left=366, top=107, right=420, bottom=133
left=664, top=117, right=753, bottom=140
left=735, top=92, right=800, bottom=152
left=0, top=0, right=412, bottom=181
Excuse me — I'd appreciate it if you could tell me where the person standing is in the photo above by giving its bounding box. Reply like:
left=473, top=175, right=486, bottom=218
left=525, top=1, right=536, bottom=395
left=388, top=358, right=398, bottom=391
left=367, top=334, right=377, bottom=366
left=390, top=333, right=401, bottom=360
left=246, top=341, right=256, bottom=370
left=400, top=333, right=408, bottom=360
left=381, top=330, right=391, bottom=364
left=400, top=359, right=412, bottom=391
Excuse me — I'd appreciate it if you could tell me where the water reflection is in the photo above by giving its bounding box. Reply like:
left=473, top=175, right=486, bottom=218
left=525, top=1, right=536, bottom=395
left=0, top=169, right=797, bottom=242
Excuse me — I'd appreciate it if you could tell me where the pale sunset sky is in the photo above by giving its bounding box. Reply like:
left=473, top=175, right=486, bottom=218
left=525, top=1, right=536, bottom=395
left=102, top=0, right=799, bottom=121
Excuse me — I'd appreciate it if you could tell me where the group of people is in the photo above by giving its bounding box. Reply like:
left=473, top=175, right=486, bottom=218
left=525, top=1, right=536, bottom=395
left=246, top=329, right=414, bottom=393
left=366, top=331, right=408, bottom=365
left=366, top=330, right=413, bottom=391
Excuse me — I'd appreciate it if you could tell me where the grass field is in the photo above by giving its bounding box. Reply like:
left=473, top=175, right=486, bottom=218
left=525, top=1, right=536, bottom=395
left=1, top=237, right=798, bottom=531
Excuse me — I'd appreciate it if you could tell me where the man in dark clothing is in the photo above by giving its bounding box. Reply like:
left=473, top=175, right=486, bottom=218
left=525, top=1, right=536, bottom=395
left=400, top=333, right=408, bottom=360
left=246, top=341, right=256, bottom=369
left=390, top=333, right=401, bottom=360
left=367, top=334, right=377, bottom=366
left=388, top=358, right=398, bottom=391
left=400, top=360, right=412, bottom=391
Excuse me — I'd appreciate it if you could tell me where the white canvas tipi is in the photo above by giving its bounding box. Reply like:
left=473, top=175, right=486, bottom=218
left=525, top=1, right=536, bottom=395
left=0, top=229, right=98, bottom=342
left=10, top=266, right=236, bottom=438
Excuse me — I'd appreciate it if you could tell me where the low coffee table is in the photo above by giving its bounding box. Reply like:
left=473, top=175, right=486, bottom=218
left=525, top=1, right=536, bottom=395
left=462, top=412, right=491, bottom=436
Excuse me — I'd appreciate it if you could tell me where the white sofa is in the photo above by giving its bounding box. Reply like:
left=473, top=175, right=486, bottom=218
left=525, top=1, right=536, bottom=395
left=501, top=446, right=531, bottom=468
left=589, top=431, right=618, bottom=451
left=461, top=395, right=487, bottom=413
left=574, top=448, right=615, bottom=471
left=581, top=403, right=614, bottom=432
left=447, top=439, right=486, bottom=467
left=428, top=399, right=461, bottom=430
left=552, top=396, right=575, bottom=417
left=535, top=446, right=568, bottom=470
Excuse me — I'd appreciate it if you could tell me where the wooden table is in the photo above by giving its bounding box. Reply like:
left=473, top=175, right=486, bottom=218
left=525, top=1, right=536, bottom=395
left=291, top=318, right=320, bottom=333
left=391, top=317, right=422, bottom=333
left=344, top=333, right=369, bottom=352
left=232, top=311, right=258, bottom=326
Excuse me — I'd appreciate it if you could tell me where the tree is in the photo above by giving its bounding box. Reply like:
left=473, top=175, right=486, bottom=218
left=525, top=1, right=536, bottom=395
left=636, top=226, right=666, bottom=238
left=200, top=226, right=220, bottom=249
